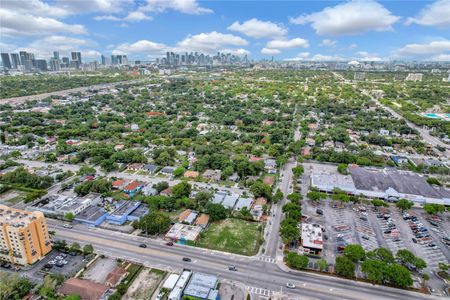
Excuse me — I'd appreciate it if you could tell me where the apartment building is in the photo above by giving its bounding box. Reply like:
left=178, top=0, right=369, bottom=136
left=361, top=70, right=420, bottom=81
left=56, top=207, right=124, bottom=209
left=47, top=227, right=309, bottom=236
left=0, top=205, right=52, bottom=265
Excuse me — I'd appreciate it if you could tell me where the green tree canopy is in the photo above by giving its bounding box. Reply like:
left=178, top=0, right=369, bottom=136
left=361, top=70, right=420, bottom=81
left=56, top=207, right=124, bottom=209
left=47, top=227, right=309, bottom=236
left=335, top=255, right=355, bottom=279
left=343, top=244, right=366, bottom=263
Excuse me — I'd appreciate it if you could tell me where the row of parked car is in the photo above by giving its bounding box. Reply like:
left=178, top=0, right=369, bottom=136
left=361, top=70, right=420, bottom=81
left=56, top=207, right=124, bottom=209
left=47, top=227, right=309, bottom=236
left=403, top=213, right=436, bottom=248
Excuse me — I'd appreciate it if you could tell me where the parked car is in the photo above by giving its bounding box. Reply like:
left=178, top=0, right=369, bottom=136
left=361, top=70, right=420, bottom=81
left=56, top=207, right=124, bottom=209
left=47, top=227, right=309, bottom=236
left=412, top=238, right=417, bottom=243
left=1, top=262, right=11, bottom=269
left=316, top=208, right=323, bottom=215
left=362, top=235, right=370, bottom=240
left=166, top=242, right=174, bottom=246
left=429, top=221, right=439, bottom=227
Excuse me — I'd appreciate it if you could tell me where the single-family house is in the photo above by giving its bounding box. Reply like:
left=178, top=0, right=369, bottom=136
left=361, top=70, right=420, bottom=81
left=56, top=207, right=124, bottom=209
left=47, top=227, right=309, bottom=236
left=59, top=278, right=108, bottom=300
left=123, top=181, right=144, bottom=196
left=203, top=169, right=221, bottom=182
left=263, top=176, right=275, bottom=186
left=194, top=214, right=210, bottom=229
left=112, top=179, right=128, bottom=190
left=264, top=158, right=277, bottom=174
left=179, top=209, right=198, bottom=225
left=160, top=166, right=176, bottom=176
left=222, top=195, right=238, bottom=209
left=160, top=187, right=172, bottom=196
left=184, top=171, right=199, bottom=178
left=105, top=267, right=128, bottom=288
left=234, top=197, right=253, bottom=211
left=142, top=185, right=158, bottom=196
left=128, top=163, right=143, bottom=171
left=143, top=163, right=158, bottom=174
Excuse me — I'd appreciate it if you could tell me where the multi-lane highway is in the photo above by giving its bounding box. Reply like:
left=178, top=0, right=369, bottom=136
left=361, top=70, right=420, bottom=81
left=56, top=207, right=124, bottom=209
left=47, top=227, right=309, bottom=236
left=49, top=220, right=437, bottom=300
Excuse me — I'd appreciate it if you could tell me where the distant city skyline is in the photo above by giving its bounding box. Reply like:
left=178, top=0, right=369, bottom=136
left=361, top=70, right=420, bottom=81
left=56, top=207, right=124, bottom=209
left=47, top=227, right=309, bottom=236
left=0, top=1, right=449, bottom=62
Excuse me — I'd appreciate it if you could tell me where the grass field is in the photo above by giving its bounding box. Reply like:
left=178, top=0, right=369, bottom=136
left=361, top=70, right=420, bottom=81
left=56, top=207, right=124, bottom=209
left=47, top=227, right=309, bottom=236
left=197, top=218, right=263, bottom=256
left=0, top=190, right=27, bottom=204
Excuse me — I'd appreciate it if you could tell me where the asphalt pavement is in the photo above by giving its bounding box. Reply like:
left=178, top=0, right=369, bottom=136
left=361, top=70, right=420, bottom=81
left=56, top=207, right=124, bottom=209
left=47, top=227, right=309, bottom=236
left=49, top=221, right=439, bottom=300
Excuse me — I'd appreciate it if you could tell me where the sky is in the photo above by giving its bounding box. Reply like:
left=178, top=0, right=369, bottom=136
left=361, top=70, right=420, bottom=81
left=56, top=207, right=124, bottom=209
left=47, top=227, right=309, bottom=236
left=1, top=0, right=450, bottom=62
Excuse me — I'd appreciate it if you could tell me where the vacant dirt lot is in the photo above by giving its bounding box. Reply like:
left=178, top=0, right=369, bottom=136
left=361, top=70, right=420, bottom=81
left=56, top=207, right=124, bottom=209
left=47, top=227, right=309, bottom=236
left=124, top=268, right=166, bottom=300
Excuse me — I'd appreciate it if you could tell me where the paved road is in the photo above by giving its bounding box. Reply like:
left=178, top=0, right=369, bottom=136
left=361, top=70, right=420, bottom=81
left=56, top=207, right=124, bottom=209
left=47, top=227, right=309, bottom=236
left=265, top=158, right=295, bottom=258
left=49, top=220, right=438, bottom=300
left=0, top=79, right=143, bottom=106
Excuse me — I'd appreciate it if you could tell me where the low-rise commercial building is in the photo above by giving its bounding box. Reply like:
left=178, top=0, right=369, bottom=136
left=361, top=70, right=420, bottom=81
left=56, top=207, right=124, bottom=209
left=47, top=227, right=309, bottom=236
left=106, top=201, right=141, bottom=225
left=165, top=223, right=202, bottom=244
left=74, top=206, right=108, bottom=227
left=35, top=193, right=102, bottom=217
left=183, top=272, right=220, bottom=300
left=169, top=270, right=192, bottom=300
left=300, top=223, right=323, bottom=255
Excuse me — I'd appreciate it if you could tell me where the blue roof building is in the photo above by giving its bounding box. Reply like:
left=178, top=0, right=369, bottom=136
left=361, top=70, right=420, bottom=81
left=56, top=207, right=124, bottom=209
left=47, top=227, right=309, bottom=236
left=106, top=201, right=141, bottom=225
left=75, top=206, right=108, bottom=227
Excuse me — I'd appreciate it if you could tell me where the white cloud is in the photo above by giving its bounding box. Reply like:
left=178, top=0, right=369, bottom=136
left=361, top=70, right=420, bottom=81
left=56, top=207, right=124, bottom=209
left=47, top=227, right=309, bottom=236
left=396, top=40, right=450, bottom=56
left=81, top=50, right=102, bottom=59
left=266, top=38, right=309, bottom=49
left=284, top=52, right=343, bottom=61
left=0, top=42, right=17, bottom=53
left=56, top=0, right=132, bottom=14
left=431, top=54, right=450, bottom=61
left=93, top=15, right=121, bottom=21
left=405, top=0, right=450, bottom=27
left=0, top=8, right=86, bottom=36
left=261, top=48, right=281, bottom=55
left=176, top=31, right=248, bottom=53
left=141, top=0, right=213, bottom=15
left=355, top=51, right=382, bottom=61
left=311, top=54, right=344, bottom=61
left=1, top=0, right=70, bottom=17
left=290, top=0, right=400, bottom=36
left=113, top=40, right=168, bottom=56
left=319, top=39, right=337, bottom=47
left=221, top=48, right=250, bottom=56
left=284, top=52, right=310, bottom=61
left=228, top=18, right=287, bottom=38
left=15, top=35, right=95, bottom=57
left=349, top=43, right=358, bottom=49
left=124, top=11, right=152, bottom=22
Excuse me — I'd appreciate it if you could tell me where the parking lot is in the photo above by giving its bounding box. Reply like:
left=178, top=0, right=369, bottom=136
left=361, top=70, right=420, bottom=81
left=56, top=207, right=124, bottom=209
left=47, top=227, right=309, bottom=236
left=398, top=210, right=449, bottom=271
left=322, top=201, right=357, bottom=263
left=0, top=250, right=86, bottom=283
left=353, top=206, right=380, bottom=252
left=302, top=196, right=450, bottom=272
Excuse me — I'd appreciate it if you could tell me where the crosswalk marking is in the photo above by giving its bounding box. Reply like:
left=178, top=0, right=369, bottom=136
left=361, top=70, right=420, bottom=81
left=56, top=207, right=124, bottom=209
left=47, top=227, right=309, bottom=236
left=258, top=255, right=276, bottom=263
left=247, top=286, right=273, bottom=297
